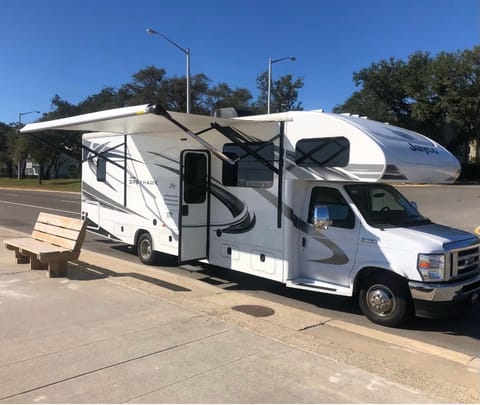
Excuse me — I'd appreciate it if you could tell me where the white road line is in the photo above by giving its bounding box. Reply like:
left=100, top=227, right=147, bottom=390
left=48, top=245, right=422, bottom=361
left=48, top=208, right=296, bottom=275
left=60, top=199, right=80, bottom=204
left=0, top=199, right=78, bottom=215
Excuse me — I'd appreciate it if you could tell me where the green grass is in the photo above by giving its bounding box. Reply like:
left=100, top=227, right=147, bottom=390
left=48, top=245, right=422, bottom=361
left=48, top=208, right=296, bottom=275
left=0, top=177, right=81, bottom=192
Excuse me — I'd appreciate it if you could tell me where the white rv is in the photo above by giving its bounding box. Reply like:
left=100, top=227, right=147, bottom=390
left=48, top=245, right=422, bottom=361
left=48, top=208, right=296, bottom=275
left=21, top=104, right=480, bottom=327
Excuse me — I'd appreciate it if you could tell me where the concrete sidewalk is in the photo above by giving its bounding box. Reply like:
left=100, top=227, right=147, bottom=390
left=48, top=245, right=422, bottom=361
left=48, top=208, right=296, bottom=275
left=0, top=227, right=478, bottom=403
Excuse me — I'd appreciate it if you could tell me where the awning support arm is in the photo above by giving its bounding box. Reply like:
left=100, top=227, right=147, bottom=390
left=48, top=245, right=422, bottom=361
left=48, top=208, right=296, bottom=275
left=82, top=142, right=126, bottom=171
left=210, top=122, right=279, bottom=175
left=147, top=104, right=238, bottom=165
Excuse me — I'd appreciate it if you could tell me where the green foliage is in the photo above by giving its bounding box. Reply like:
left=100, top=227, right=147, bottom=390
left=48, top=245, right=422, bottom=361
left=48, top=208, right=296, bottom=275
left=255, top=71, right=304, bottom=113
left=206, top=83, right=254, bottom=112
left=78, top=87, right=121, bottom=113
left=0, top=63, right=301, bottom=177
left=3, top=47, right=479, bottom=178
left=334, top=46, right=480, bottom=160
left=0, top=177, right=80, bottom=192
left=119, top=66, right=168, bottom=106
left=272, top=74, right=304, bottom=112
left=0, top=123, right=16, bottom=176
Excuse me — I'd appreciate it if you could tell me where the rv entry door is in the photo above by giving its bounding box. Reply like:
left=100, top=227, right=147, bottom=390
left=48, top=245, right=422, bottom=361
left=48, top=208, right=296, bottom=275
left=179, top=150, right=210, bottom=263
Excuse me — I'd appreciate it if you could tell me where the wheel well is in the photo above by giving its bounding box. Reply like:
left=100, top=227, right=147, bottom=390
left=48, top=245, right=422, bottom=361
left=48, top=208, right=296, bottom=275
left=353, top=267, right=408, bottom=296
left=134, top=229, right=150, bottom=246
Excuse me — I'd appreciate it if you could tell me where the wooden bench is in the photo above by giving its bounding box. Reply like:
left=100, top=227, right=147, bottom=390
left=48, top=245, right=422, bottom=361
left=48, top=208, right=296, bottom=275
left=4, top=212, right=87, bottom=278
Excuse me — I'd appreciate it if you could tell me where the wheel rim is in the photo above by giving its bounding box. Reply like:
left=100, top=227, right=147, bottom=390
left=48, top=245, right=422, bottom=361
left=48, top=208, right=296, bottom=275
left=366, top=284, right=396, bottom=317
left=139, top=238, right=152, bottom=260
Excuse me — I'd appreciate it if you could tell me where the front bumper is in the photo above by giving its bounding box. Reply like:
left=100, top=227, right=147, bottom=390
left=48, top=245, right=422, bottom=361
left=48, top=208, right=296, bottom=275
left=408, top=272, right=480, bottom=318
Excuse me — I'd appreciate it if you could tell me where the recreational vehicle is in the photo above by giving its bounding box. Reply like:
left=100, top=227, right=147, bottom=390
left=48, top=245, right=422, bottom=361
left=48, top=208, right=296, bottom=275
left=21, top=104, right=480, bottom=327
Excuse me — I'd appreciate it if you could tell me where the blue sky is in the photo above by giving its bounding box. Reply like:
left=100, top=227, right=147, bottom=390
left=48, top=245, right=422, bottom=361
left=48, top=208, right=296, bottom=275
left=1, top=0, right=478, bottom=124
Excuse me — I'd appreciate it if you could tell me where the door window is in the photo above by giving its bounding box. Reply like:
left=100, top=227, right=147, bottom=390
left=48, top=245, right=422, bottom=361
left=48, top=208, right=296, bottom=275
left=184, top=153, right=207, bottom=204
left=308, top=186, right=354, bottom=229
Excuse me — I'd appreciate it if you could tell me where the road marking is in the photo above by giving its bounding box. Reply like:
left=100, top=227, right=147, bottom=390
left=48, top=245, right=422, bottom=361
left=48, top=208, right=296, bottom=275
left=0, top=200, right=77, bottom=215
left=474, top=226, right=480, bottom=235
left=60, top=199, right=79, bottom=204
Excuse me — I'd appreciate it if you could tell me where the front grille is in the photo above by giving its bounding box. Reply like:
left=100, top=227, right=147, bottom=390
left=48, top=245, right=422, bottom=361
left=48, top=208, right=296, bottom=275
left=449, top=245, right=480, bottom=280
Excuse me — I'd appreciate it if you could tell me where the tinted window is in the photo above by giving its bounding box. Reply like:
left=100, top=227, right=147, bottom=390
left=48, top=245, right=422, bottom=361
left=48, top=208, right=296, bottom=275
left=184, top=153, right=207, bottom=204
left=296, top=137, right=349, bottom=167
left=308, top=186, right=354, bottom=229
left=96, top=157, right=106, bottom=182
left=222, top=142, right=274, bottom=188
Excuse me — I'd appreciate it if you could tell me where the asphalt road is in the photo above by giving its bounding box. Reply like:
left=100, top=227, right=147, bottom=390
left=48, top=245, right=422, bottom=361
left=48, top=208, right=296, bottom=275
left=0, top=186, right=478, bottom=358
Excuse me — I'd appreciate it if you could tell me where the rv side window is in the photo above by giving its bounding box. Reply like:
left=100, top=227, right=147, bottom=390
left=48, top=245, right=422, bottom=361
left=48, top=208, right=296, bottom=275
left=308, top=187, right=354, bottom=229
left=222, top=142, right=274, bottom=188
left=97, top=157, right=106, bottom=182
left=295, top=137, right=349, bottom=167
left=184, top=153, right=207, bottom=204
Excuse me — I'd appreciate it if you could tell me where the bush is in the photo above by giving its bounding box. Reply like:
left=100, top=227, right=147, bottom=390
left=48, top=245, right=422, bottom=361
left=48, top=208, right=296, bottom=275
left=458, top=164, right=480, bottom=182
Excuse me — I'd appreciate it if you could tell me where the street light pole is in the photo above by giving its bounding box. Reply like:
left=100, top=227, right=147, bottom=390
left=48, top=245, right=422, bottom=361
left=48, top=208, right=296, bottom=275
left=17, top=110, right=40, bottom=180
left=18, top=110, right=40, bottom=125
left=267, top=56, right=296, bottom=114
left=147, top=28, right=191, bottom=114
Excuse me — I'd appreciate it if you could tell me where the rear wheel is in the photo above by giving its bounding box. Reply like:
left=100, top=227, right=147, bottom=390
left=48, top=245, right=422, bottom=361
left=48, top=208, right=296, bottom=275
left=358, top=273, right=413, bottom=327
left=137, top=232, right=157, bottom=265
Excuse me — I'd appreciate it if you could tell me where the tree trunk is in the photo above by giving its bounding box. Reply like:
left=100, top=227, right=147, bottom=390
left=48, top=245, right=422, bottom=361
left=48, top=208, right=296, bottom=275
left=38, top=162, right=43, bottom=185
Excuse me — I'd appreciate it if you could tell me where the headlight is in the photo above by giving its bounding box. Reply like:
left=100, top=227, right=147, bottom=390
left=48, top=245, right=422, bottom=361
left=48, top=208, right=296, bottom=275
left=417, top=254, right=445, bottom=281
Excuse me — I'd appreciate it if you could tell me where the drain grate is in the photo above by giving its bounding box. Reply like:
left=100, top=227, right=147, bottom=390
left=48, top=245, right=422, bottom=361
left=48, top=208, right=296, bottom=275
left=231, top=304, right=275, bottom=318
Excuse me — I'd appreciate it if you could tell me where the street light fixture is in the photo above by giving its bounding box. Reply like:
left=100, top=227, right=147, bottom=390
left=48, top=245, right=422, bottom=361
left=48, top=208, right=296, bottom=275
left=17, top=110, right=40, bottom=180
left=146, top=28, right=191, bottom=114
left=18, top=110, right=40, bottom=125
left=267, top=56, right=296, bottom=114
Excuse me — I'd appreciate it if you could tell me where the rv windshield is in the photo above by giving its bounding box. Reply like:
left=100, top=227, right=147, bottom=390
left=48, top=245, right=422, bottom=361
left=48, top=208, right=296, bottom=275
left=344, top=184, right=430, bottom=228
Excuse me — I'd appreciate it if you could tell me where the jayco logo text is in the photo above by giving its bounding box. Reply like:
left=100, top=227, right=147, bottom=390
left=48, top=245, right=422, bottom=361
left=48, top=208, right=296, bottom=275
left=408, top=143, right=438, bottom=155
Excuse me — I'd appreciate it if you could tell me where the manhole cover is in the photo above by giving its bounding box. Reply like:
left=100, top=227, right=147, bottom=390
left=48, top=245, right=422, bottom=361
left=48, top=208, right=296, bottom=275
left=231, top=304, right=275, bottom=318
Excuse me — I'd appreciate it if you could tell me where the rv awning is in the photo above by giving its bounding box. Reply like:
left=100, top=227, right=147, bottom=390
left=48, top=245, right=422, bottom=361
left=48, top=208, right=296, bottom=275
left=20, top=104, right=277, bottom=138
left=20, top=104, right=281, bottom=166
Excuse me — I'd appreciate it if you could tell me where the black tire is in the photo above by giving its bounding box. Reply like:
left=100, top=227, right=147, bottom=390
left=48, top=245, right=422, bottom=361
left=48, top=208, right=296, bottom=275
left=358, top=273, right=413, bottom=327
left=137, top=232, right=157, bottom=265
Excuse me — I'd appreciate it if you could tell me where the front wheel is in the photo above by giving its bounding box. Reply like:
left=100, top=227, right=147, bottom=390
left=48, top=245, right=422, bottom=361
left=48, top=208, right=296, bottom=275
left=137, top=232, right=157, bottom=265
left=358, top=273, right=413, bottom=327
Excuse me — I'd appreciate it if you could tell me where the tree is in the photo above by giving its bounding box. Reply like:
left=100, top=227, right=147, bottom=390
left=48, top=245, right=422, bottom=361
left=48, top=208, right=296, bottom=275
left=47, top=95, right=80, bottom=118
left=120, top=66, right=168, bottom=105
left=78, top=87, right=122, bottom=113
left=161, top=73, right=210, bottom=114
left=338, top=56, right=414, bottom=128
left=438, top=48, right=480, bottom=150
left=271, top=74, right=304, bottom=112
left=255, top=71, right=304, bottom=113
left=0, top=123, right=16, bottom=177
left=333, top=47, right=480, bottom=159
left=8, top=129, right=30, bottom=178
left=24, top=95, right=84, bottom=182
left=205, top=83, right=253, bottom=113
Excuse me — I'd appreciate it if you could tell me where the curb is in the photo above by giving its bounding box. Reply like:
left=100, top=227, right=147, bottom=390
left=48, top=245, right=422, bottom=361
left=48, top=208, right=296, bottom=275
left=325, top=319, right=479, bottom=369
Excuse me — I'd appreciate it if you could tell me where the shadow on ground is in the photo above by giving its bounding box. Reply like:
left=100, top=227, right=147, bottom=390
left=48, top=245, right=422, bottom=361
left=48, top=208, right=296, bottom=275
left=68, top=260, right=190, bottom=292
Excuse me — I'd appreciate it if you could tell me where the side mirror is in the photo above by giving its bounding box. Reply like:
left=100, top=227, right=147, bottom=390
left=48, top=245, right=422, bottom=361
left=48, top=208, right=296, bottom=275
left=313, top=205, right=332, bottom=232
left=410, top=201, right=418, bottom=210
